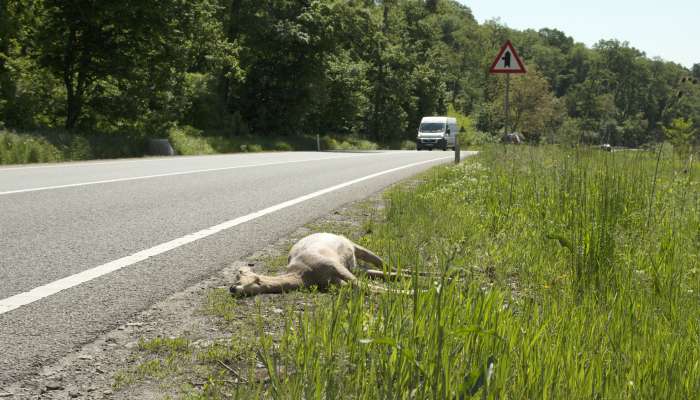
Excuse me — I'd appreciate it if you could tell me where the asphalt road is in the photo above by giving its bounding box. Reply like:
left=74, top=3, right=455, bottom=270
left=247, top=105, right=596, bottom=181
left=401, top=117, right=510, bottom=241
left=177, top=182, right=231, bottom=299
left=0, top=150, right=473, bottom=385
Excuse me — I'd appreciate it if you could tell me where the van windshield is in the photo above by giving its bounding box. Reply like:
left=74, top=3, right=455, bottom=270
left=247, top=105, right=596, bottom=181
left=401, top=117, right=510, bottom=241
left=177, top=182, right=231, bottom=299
left=419, top=122, right=445, bottom=133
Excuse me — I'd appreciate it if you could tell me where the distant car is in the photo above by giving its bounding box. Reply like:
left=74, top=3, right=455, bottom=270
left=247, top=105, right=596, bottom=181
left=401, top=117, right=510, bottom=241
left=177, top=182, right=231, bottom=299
left=416, top=116, right=458, bottom=151
left=600, top=143, right=612, bottom=152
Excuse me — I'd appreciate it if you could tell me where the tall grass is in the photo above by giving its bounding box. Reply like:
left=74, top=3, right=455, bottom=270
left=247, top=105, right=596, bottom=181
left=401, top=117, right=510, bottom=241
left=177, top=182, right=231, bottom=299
left=168, top=126, right=383, bottom=156
left=227, top=145, right=699, bottom=399
left=0, top=126, right=385, bottom=166
left=0, top=128, right=146, bottom=164
left=0, top=130, right=63, bottom=164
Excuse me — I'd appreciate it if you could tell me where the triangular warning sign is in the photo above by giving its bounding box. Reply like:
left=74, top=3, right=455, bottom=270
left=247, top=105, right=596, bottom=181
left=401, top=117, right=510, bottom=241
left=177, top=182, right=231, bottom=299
left=489, top=40, right=526, bottom=74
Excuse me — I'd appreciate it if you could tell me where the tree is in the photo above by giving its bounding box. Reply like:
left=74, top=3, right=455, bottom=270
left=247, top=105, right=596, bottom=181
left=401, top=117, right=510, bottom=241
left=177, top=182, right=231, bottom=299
left=1, top=0, right=696, bottom=151
left=223, top=0, right=336, bottom=135
left=492, top=66, right=562, bottom=141
left=36, top=0, right=227, bottom=131
left=664, top=118, right=695, bottom=156
left=0, top=0, right=59, bottom=129
left=38, top=0, right=119, bottom=129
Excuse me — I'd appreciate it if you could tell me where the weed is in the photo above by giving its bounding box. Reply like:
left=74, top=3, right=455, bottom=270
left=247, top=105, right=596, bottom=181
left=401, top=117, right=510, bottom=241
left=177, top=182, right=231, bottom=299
left=206, top=288, right=237, bottom=322
left=138, top=336, right=191, bottom=355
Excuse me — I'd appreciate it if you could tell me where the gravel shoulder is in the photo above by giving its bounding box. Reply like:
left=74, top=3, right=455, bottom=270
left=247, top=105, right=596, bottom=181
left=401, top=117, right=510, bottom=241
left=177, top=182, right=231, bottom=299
left=0, top=183, right=391, bottom=400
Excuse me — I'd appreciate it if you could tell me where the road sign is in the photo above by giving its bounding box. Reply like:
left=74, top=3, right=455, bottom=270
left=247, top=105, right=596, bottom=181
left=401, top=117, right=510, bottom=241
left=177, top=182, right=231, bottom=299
left=489, top=40, right=526, bottom=74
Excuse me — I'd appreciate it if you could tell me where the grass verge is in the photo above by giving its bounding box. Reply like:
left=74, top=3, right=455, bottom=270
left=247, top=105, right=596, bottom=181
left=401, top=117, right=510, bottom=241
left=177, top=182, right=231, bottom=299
left=0, top=126, right=399, bottom=165
left=0, top=128, right=146, bottom=164
left=120, top=144, right=699, bottom=399
left=168, top=125, right=393, bottom=155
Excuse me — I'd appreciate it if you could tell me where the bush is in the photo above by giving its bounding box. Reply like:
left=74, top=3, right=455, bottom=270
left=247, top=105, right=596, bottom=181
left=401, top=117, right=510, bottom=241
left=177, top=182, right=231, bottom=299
left=168, top=125, right=215, bottom=155
left=321, top=135, right=379, bottom=150
left=446, top=104, right=497, bottom=147
left=239, top=143, right=263, bottom=152
left=85, top=132, right=146, bottom=159
left=0, top=130, right=63, bottom=164
left=400, top=140, right=416, bottom=150
left=69, top=136, right=93, bottom=160
left=272, top=141, right=293, bottom=151
left=350, top=138, right=379, bottom=150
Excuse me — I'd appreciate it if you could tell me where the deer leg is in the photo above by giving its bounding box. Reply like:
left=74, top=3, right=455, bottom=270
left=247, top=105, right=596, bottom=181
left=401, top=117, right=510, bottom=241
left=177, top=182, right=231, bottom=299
left=353, top=244, right=384, bottom=268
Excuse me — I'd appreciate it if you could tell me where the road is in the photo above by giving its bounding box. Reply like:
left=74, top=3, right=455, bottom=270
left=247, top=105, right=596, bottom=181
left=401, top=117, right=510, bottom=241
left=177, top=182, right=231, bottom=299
left=0, top=150, right=473, bottom=385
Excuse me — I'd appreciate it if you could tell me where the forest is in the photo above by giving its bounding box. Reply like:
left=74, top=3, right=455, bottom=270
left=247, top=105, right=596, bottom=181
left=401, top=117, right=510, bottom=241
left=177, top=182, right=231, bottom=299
left=1, top=0, right=699, bottom=158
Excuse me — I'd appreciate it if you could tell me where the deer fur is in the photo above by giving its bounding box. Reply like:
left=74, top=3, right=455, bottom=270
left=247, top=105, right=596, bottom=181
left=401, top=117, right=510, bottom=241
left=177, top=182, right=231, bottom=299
left=230, top=233, right=418, bottom=296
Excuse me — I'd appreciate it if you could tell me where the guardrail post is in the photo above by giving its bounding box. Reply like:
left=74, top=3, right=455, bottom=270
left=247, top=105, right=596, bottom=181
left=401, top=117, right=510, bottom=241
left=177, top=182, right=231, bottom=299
left=317, top=134, right=320, bottom=151
left=454, top=141, right=460, bottom=164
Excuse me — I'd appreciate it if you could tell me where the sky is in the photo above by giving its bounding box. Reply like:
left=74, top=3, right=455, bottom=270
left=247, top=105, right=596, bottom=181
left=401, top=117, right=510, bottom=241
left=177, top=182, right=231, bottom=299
left=459, top=0, right=698, bottom=68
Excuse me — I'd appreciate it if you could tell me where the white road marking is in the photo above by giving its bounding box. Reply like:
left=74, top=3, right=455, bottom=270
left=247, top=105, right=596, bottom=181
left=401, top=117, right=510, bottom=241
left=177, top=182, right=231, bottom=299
left=0, top=155, right=452, bottom=314
left=0, top=155, right=194, bottom=171
left=0, top=151, right=346, bottom=172
left=0, top=153, right=391, bottom=196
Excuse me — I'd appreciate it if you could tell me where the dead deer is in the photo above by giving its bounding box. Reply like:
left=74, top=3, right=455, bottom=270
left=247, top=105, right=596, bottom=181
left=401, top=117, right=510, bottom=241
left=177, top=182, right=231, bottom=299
left=229, top=233, right=428, bottom=296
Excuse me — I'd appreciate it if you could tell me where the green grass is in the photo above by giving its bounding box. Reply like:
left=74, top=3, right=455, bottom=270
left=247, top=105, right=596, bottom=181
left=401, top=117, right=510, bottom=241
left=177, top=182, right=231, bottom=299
left=206, top=288, right=238, bottom=322
left=114, top=336, right=195, bottom=392
left=447, top=104, right=497, bottom=148
left=0, top=125, right=387, bottom=165
left=138, top=336, right=191, bottom=355
left=0, top=128, right=146, bottom=165
left=220, top=144, right=699, bottom=399
left=0, top=129, right=63, bottom=164
left=168, top=125, right=384, bottom=156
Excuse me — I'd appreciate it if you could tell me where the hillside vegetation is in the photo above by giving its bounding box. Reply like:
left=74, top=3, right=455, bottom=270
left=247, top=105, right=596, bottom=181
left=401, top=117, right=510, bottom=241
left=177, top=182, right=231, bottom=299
left=1, top=1, right=699, bottom=163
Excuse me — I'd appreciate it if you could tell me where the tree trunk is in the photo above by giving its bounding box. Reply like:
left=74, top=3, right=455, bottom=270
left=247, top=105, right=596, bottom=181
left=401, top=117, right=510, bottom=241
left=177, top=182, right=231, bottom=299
left=221, top=0, right=243, bottom=109
left=64, top=27, right=79, bottom=130
left=371, top=2, right=391, bottom=142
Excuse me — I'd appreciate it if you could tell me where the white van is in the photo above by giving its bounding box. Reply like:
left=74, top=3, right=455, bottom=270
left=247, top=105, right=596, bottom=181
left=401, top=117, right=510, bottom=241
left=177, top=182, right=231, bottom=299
left=416, top=116, right=458, bottom=151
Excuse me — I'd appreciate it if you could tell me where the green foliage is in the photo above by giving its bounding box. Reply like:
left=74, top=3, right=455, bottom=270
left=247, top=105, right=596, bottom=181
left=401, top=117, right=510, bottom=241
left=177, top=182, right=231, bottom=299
left=664, top=117, right=695, bottom=156
left=1, top=0, right=699, bottom=163
left=206, top=288, right=237, bottom=322
left=272, top=140, right=293, bottom=151
left=168, top=125, right=380, bottom=155
left=138, top=337, right=191, bottom=355
left=169, top=126, right=216, bottom=155
left=0, top=128, right=147, bottom=164
left=321, top=135, right=380, bottom=151
left=447, top=104, right=492, bottom=147
left=240, top=144, right=263, bottom=153
left=557, top=116, right=584, bottom=145
left=400, top=140, right=417, bottom=150
left=0, top=130, right=62, bottom=164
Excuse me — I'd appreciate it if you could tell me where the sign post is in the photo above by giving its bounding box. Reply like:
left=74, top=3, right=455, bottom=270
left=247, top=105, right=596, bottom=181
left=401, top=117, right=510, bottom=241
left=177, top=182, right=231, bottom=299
left=489, top=40, right=526, bottom=141
left=505, top=73, right=510, bottom=139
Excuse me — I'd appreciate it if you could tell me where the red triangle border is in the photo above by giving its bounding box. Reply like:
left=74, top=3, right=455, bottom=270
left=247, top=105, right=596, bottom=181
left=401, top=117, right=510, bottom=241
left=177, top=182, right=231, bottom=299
left=489, top=40, right=526, bottom=74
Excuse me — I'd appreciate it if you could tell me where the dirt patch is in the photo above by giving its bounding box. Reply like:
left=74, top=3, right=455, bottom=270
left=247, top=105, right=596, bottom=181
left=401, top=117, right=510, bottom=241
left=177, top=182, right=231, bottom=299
left=0, top=191, right=386, bottom=399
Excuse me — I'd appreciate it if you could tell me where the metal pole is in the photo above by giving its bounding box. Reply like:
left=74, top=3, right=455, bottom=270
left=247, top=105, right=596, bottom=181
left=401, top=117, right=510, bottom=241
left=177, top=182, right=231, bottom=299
left=505, top=73, right=510, bottom=137
left=454, top=140, right=460, bottom=164
left=316, top=134, right=320, bottom=151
